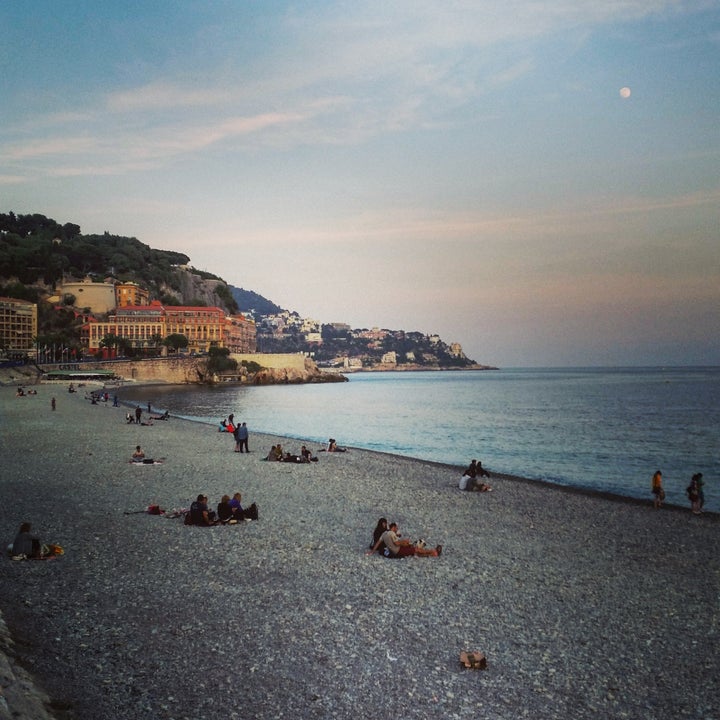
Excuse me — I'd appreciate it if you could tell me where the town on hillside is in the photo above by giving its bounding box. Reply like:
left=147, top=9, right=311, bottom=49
left=1, top=212, right=490, bottom=371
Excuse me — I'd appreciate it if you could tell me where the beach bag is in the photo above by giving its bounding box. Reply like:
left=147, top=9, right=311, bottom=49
left=244, top=503, right=259, bottom=521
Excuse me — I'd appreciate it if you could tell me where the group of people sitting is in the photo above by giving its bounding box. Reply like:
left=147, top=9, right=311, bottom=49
left=185, top=492, right=259, bottom=525
left=264, top=444, right=318, bottom=463
left=459, top=459, right=493, bottom=492
left=367, top=518, right=442, bottom=558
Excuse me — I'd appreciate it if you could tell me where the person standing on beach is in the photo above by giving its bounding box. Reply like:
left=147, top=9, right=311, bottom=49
left=135, top=405, right=142, bottom=424
left=687, top=473, right=704, bottom=514
left=686, top=475, right=700, bottom=514
left=235, top=422, right=249, bottom=453
left=695, top=473, right=705, bottom=512
left=51, top=397, right=56, bottom=411
left=652, top=470, right=664, bottom=509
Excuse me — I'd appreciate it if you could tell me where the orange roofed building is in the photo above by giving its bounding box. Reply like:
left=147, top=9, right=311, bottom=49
left=84, top=300, right=256, bottom=356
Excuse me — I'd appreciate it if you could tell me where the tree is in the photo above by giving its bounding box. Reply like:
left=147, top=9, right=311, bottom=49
left=100, top=333, right=131, bottom=357
left=206, top=346, right=238, bottom=374
left=150, top=333, right=164, bottom=357
left=163, top=333, right=188, bottom=353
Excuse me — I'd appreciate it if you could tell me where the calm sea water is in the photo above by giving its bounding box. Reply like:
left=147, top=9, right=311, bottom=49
left=119, top=367, right=720, bottom=512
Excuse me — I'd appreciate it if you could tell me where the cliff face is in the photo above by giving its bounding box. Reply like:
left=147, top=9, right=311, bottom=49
left=159, top=268, right=232, bottom=311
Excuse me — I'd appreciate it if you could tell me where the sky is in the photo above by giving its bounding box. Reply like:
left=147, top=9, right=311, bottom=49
left=1, top=1, right=719, bottom=367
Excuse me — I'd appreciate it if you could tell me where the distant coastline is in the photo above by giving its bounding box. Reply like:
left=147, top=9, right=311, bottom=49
left=328, top=363, right=499, bottom=373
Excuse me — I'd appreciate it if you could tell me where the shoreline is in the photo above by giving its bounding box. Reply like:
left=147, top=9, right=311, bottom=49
left=125, top=401, right=717, bottom=518
left=1, top=385, right=718, bottom=719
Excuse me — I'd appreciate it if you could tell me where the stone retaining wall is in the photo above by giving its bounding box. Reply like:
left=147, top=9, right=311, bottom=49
left=0, top=610, right=56, bottom=720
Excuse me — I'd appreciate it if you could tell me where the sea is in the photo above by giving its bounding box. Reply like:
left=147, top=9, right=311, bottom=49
left=118, top=367, right=720, bottom=513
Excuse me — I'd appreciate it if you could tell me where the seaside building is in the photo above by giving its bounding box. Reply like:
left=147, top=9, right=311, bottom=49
left=224, top=314, right=257, bottom=354
left=83, top=301, right=256, bottom=356
left=115, top=281, right=149, bottom=307
left=0, top=297, right=37, bottom=354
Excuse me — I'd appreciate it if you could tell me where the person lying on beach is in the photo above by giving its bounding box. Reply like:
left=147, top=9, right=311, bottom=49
left=367, top=522, right=441, bottom=558
left=283, top=451, right=305, bottom=463
left=150, top=410, right=169, bottom=421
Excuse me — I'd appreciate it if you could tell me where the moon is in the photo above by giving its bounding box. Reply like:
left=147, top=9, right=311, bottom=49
left=619, top=87, right=631, bottom=99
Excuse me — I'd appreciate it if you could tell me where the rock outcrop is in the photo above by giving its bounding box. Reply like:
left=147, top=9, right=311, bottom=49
left=252, top=357, right=347, bottom=385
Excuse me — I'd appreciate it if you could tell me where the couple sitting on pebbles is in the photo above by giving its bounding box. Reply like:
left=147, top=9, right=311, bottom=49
left=366, top=518, right=442, bottom=558
left=7, top=522, right=64, bottom=561
left=185, top=492, right=258, bottom=526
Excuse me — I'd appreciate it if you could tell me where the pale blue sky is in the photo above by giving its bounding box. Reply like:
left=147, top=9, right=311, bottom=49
left=2, top=1, right=718, bottom=366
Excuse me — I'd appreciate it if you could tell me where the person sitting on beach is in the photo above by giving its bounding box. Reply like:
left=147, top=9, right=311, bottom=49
left=300, top=445, right=318, bottom=463
left=367, top=522, right=441, bottom=558
left=10, top=522, right=41, bottom=559
left=265, top=445, right=283, bottom=461
left=132, top=445, right=146, bottom=462
left=369, top=518, right=388, bottom=554
left=188, top=494, right=216, bottom=525
left=459, top=460, right=477, bottom=490
left=321, top=438, right=347, bottom=453
left=229, top=492, right=259, bottom=521
left=130, top=445, right=162, bottom=464
left=219, top=418, right=227, bottom=432
left=217, top=495, right=234, bottom=523
left=126, top=412, right=135, bottom=424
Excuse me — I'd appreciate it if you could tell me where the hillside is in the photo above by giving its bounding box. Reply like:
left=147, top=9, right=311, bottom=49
left=1, top=212, right=484, bottom=367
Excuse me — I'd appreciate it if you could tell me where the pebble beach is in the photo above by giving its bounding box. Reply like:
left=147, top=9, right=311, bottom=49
left=0, top=384, right=718, bottom=720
